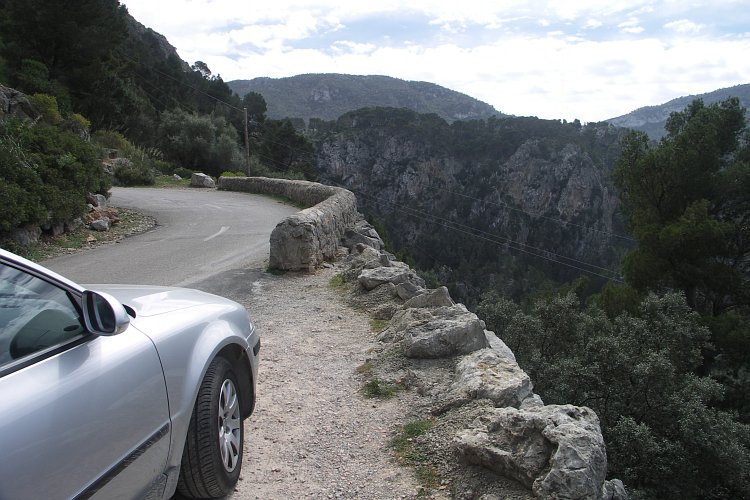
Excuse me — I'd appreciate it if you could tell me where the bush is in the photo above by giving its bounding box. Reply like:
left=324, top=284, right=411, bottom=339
left=0, top=117, right=110, bottom=233
left=112, top=158, right=154, bottom=186
left=29, top=93, right=61, bottom=124
left=479, top=290, right=750, bottom=498
left=173, top=167, right=193, bottom=179
left=220, top=171, right=245, bottom=177
left=91, top=129, right=131, bottom=152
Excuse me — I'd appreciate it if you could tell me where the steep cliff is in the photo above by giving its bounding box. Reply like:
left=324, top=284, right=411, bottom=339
left=313, top=108, right=631, bottom=304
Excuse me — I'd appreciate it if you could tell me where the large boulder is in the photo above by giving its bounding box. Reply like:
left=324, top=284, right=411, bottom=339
left=190, top=172, right=216, bottom=188
left=383, top=304, right=489, bottom=358
left=358, top=266, right=425, bottom=291
left=342, top=219, right=384, bottom=251
left=403, top=286, right=454, bottom=308
left=449, top=348, right=532, bottom=408
left=396, top=282, right=424, bottom=300
left=0, top=85, right=36, bottom=121
left=455, top=405, right=620, bottom=500
left=484, top=330, right=516, bottom=363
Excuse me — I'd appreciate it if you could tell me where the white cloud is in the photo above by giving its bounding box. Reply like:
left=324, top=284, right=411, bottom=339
left=664, top=19, right=704, bottom=34
left=618, top=18, right=645, bottom=34
left=120, top=0, right=750, bottom=123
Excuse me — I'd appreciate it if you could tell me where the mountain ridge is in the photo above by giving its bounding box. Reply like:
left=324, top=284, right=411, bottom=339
left=606, top=83, right=750, bottom=139
left=227, top=73, right=503, bottom=123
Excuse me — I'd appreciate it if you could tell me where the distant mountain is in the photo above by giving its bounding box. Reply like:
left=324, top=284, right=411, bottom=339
left=606, top=83, right=750, bottom=139
left=227, top=74, right=502, bottom=123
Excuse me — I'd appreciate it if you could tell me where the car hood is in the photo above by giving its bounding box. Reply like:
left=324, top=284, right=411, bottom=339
left=85, top=284, right=237, bottom=318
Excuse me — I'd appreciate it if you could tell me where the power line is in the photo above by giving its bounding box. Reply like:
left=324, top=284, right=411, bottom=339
left=432, top=186, right=635, bottom=242
left=324, top=178, right=624, bottom=283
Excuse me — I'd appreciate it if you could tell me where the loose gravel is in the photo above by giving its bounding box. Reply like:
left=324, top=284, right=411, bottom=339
left=230, top=264, right=445, bottom=500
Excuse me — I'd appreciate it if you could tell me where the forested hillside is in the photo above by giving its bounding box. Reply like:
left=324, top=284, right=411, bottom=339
left=0, top=0, right=315, bottom=244
left=228, top=74, right=502, bottom=123
left=312, top=108, right=630, bottom=305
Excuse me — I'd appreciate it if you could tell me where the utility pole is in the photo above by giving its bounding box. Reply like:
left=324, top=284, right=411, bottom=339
left=243, top=107, right=251, bottom=175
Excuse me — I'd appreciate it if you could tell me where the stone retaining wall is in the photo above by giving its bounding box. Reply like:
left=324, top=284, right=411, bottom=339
left=217, top=177, right=359, bottom=270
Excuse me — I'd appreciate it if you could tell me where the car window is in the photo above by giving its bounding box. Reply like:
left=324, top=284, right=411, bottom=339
left=0, top=263, right=85, bottom=369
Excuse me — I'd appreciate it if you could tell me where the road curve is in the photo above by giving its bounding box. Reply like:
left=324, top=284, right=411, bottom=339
left=43, top=187, right=299, bottom=289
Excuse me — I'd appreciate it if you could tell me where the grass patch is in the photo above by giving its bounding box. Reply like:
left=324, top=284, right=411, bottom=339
left=265, top=266, right=286, bottom=276
left=390, top=419, right=439, bottom=490
left=328, top=273, right=346, bottom=288
left=369, top=318, right=389, bottom=332
left=356, top=361, right=373, bottom=375
left=152, top=175, right=191, bottom=188
left=362, top=377, right=398, bottom=399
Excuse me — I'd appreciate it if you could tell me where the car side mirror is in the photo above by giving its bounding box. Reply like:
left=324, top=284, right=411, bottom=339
left=82, top=290, right=130, bottom=336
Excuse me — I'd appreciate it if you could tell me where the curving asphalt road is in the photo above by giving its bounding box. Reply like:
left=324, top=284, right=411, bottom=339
left=42, top=187, right=299, bottom=293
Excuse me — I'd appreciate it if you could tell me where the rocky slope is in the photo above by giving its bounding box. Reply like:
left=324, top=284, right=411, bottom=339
left=606, top=83, right=750, bottom=139
left=312, top=108, right=631, bottom=305
left=227, top=74, right=502, bottom=123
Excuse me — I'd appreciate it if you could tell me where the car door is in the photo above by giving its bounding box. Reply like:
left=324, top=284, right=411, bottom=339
left=0, top=260, right=171, bottom=500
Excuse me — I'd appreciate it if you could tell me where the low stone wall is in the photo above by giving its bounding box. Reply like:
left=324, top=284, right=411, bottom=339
left=217, top=177, right=359, bottom=270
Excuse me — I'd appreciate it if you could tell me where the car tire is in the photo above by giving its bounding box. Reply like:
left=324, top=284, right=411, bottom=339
left=177, top=356, right=244, bottom=498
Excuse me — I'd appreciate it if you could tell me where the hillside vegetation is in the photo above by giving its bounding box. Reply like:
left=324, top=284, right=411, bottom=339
left=228, top=73, right=502, bottom=123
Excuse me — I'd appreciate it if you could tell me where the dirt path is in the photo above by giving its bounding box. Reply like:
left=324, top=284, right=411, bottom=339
left=230, top=264, right=432, bottom=499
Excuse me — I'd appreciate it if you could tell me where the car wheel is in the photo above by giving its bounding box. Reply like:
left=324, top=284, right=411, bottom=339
left=177, top=356, right=244, bottom=498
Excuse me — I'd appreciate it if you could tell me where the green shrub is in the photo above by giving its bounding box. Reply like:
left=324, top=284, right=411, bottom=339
left=220, top=171, right=245, bottom=177
left=362, top=377, right=398, bottom=398
left=113, top=159, right=154, bottom=186
left=91, top=129, right=131, bottom=152
left=29, top=93, right=61, bottom=124
left=152, top=159, right=176, bottom=175
left=68, top=113, right=90, bottom=130
left=173, top=167, right=193, bottom=179
left=0, top=118, right=110, bottom=233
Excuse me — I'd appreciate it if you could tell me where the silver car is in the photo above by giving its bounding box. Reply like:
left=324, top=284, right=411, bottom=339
left=0, top=248, right=260, bottom=499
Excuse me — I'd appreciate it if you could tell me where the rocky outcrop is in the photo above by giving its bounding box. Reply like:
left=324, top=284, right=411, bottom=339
left=218, top=177, right=359, bottom=270
left=449, top=348, right=532, bottom=408
left=335, top=222, right=627, bottom=499
left=0, top=84, right=37, bottom=121
left=218, top=176, right=625, bottom=497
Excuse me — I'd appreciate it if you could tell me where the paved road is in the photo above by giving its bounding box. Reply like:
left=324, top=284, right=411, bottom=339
left=43, top=187, right=299, bottom=291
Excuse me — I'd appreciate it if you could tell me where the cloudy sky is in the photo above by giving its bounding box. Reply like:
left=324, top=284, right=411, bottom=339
left=121, top=0, right=750, bottom=122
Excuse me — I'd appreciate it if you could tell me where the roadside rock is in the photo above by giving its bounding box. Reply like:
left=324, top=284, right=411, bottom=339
left=449, top=349, right=532, bottom=408
left=358, top=266, right=425, bottom=291
left=455, top=405, right=612, bottom=500
left=396, top=304, right=489, bottom=358
left=396, top=282, right=424, bottom=300
left=90, top=219, right=110, bottom=231
left=343, top=219, right=385, bottom=251
left=190, top=172, right=216, bottom=188
left=87, top=193, right=107, bottom=208
left=484, top=331, right=516, bottom=363
left=403, top=286, right=454, bottom=308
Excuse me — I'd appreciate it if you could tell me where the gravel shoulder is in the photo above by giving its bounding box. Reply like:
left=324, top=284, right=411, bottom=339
left=231, top=264, right=440, bottom=500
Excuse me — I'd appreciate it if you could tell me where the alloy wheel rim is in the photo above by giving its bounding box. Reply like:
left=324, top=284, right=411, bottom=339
left=218, top=378, right=241, bottom=472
